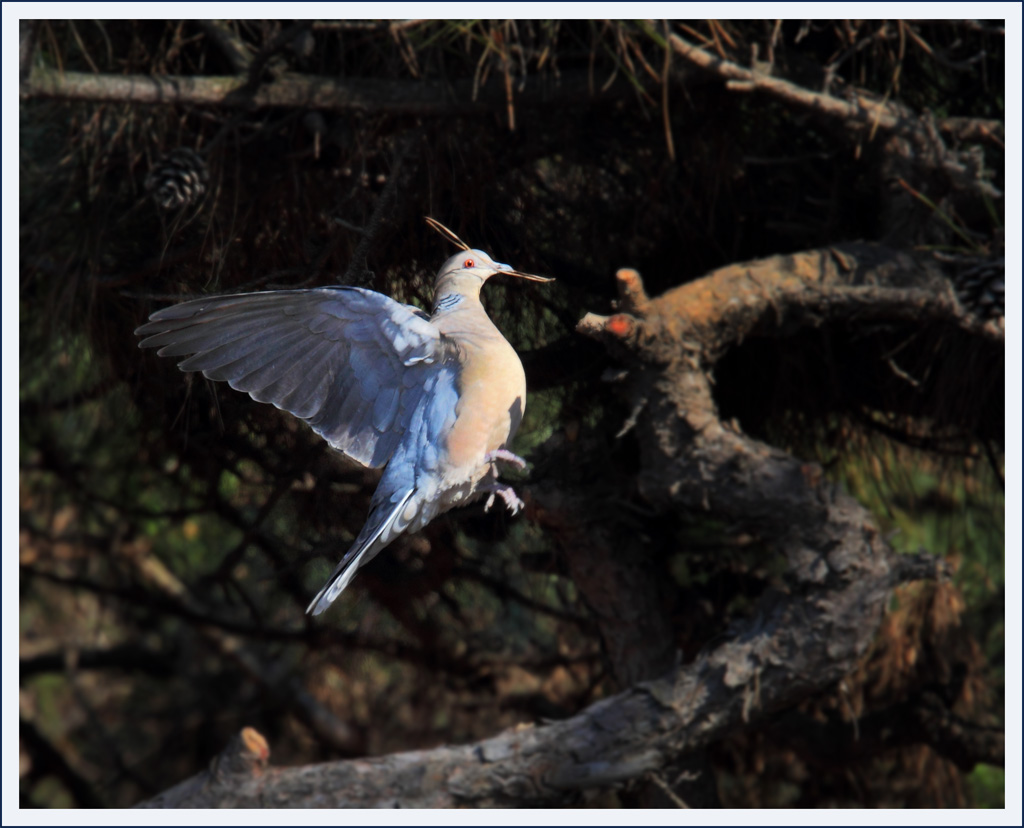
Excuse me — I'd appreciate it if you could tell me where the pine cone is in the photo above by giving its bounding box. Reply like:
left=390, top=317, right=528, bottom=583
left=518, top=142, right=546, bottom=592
left=145, top=148, right=209, bottom=210
left=952, top=258, right=1004, bottom=321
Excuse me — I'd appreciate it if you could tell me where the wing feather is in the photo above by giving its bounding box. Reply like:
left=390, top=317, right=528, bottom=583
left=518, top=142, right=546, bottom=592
left=137, top=287, right=447, bottom=469
left=247, top=337, right=336, bottom=406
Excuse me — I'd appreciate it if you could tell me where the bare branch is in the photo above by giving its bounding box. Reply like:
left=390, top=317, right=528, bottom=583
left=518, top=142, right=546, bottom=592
left=20, top=65, right=670, bottom=115
left=661, top=28, right=1003, bottom=198
left=136, top=544, right=943, bottom=807
left=661, top=28, right=909, bottom=132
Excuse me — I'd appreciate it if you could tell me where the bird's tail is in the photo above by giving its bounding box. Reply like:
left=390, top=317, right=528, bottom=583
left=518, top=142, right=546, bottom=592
left=306, top=489, right=415, bottom=615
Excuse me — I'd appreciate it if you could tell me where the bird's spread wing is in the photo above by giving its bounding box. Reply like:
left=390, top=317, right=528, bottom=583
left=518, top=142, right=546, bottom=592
left=136, top=287, right=446, bottom=469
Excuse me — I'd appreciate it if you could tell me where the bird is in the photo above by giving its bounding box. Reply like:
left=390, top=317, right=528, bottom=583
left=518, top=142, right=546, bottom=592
left=135, top=220, right=553, bottom=615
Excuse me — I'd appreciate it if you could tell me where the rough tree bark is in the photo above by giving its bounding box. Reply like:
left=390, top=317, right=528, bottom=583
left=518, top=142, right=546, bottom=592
left=136, top=242, right=987, bottom=808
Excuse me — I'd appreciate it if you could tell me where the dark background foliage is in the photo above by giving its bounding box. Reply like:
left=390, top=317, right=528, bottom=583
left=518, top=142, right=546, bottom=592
left=18, top=19, right=1005, bottom=808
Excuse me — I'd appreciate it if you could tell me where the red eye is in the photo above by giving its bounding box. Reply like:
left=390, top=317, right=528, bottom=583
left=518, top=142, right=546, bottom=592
left=463, top=258, right=475, bottom=268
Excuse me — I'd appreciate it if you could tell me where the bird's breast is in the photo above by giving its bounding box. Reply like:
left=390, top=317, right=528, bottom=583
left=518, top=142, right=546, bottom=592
left=443, top=336, right=526, bottom=475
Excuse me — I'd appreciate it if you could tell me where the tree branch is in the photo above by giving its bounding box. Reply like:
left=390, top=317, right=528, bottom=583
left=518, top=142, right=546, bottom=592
left=136, top=541, right=943, bottom=807
left=20, top=65, right=669, bottom=115
left=577, top=247, right=1000, bottom=546
left=578, top=243, right=1002, bottom=348
left=662, top=28, right=909, bottom=133
left=661, top=28, right=1003, bottom=198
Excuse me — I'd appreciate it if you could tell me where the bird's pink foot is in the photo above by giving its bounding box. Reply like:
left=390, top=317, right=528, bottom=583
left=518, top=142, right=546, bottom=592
left=482, top=482, right=524, bottom=515
left=485, top=449, right=527, bottom=470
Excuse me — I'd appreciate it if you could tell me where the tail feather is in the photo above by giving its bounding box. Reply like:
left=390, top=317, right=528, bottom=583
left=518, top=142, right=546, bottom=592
left=306, top=489, right=415, bottom=615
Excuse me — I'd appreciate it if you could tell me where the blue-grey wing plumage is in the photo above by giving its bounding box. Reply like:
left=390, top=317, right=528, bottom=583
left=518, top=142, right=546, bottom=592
left=136, top=287, right=445, bottom=469
left=304, top=361, right=461, bottom=615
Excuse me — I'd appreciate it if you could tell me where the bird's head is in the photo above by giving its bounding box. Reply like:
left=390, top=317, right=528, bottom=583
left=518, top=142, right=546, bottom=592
left=435, top=248, right=551, bottom=286
left=432, top=249, right=552, bottom=311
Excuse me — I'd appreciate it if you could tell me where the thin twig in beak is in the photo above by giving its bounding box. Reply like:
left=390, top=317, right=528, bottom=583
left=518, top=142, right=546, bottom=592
left=506, top=268, right=555, bottom=283
left=425, top=217, right=471, bottom=251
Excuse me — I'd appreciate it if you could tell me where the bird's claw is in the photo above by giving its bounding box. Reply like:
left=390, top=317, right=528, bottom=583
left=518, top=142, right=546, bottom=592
left=485, top=449, right=527, bottom=470
left=482, top=483, right=524, bottom=515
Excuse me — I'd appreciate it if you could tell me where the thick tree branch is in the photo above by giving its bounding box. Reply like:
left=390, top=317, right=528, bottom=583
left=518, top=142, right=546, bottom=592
left=578, top=243, right=1002, bottom=349
left=20, top=65, right=670, bottom=115
left=136, top=546, right=942, bottom=807
left=577, top=247, right=999, bottom=539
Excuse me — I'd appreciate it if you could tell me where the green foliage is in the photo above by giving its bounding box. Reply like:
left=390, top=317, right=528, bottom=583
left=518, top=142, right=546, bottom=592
left=968, top=764, right=1005, bottom=808
left=838, top=440, right=1004, bottom=644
